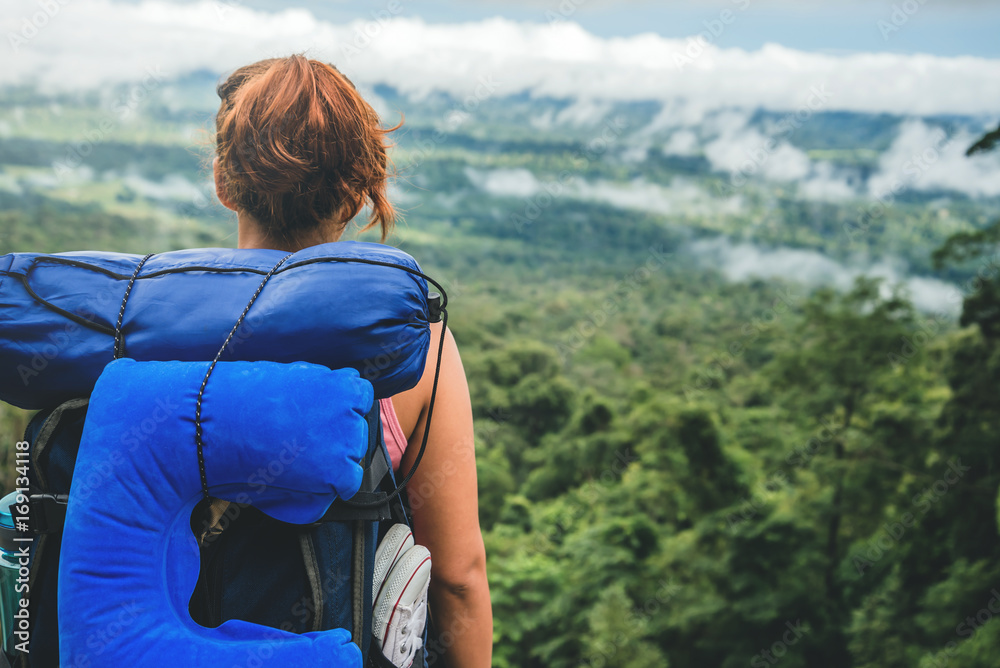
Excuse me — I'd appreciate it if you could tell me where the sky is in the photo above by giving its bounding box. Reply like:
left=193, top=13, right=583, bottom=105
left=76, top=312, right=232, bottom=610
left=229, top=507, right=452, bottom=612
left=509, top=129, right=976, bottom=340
left=239, top=0, right=1000, bottom=59
left=93, top=0, right=1000, bottom=58
left=4, top=0, right=1000, bottom=118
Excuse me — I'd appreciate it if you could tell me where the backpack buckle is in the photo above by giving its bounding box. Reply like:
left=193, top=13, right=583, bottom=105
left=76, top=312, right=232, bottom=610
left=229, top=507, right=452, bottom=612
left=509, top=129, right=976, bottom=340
left=27, top=494, right=69, bottom=535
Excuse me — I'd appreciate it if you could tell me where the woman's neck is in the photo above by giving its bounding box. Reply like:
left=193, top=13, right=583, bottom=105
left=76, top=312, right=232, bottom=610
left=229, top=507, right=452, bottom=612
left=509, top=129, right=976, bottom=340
left=236, top=212, right=340, bottom=251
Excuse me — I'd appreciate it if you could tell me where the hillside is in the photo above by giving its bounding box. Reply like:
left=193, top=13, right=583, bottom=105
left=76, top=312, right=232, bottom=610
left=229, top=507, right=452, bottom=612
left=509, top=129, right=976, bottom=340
left=2, top=78, right=1000, bottom=667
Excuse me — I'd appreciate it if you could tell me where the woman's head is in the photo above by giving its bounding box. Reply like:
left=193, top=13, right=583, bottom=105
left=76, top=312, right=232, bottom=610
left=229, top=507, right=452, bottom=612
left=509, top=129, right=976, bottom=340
left=214, top=55, right=400, bottom=246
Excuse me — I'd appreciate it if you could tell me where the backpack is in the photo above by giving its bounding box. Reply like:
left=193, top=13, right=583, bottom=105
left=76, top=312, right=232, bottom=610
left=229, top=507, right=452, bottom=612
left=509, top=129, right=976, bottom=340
left=0, top=244, right=448, bottom=667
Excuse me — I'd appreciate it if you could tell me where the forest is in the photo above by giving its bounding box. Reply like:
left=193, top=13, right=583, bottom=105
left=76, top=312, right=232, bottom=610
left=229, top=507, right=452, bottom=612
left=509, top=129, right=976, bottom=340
left=0, top=81, right=999, bottom=667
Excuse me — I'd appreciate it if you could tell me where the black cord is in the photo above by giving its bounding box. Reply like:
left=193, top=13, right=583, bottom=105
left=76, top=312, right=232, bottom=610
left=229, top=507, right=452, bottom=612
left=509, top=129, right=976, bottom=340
left=279, top=256, right=450, bottom=310
left=343, top=307, right=449, bottom=509
left=18, top=254, right=449, bottom=335
left=194, top=253, right=293, bottom=500
left=113, top=253, right=154, bottom=359
left=184, top=254, right=448, bottom=504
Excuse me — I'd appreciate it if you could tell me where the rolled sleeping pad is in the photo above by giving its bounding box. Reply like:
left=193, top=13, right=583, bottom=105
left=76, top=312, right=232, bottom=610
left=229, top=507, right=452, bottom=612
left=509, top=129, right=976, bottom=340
left=0, top=241, right=432, bottom=409
left=59, top=358, right=373, bottom=666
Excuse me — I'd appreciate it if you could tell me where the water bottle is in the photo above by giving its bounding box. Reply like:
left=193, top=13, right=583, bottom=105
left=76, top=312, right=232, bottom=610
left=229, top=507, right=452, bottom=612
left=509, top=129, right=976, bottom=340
left=0, top=491, right=26, bottom=656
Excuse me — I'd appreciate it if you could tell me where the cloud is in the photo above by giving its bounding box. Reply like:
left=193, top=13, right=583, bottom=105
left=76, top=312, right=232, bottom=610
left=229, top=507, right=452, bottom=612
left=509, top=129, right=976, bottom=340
left=700, top=112, right=837, bottom=188
left=663, top=129, right=699, bottom=156
left=121, top=173, right=207, bottom=201
left=4, top=1, right=1000, bottom=116
left=464, top=167, right=541, bottom=197
left=463, top=167, right=745, bottom=216
left=797, top=162, right=858, bottom=201
left=868, top=120, right=1000, bottom=199
left=554, top=98, right=614, bottom=127
left=619, top=142, right=651, bottom=163
left=26, top=167, right=93, bottom=188
left=660, top=109, right=1000, bottom=203
left=572, top=177, right=746, bottom=217
left=529, top=109, right=556, bottom=131
left=704, top=128, right=812, bottom=182
left=576, top=178, right=682, bottom=215
left=0, top=173, right=23, bottom=194
left=528, top=98, right=613, bottom=131
left=691, top=237, right=961, bottom=315
left=641, top=99, right=716, bottom=137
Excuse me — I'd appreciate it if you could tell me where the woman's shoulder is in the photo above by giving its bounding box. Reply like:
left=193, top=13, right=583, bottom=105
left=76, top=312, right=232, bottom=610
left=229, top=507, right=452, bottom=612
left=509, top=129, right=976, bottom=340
left=389, top=321, right=450, bottom=441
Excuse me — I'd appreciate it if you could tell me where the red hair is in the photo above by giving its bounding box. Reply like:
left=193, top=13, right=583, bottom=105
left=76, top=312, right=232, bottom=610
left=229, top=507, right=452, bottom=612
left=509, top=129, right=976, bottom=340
left=215, top=55, right=401, bottom=242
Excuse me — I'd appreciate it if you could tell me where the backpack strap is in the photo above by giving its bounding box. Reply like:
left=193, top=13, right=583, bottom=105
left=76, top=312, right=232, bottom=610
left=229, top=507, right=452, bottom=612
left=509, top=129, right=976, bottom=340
left=319, top=446, right=394, bottom=522
left=332, top=299, right=447, bottom=523
left=18, top=398, right=88, bottom=538
left=24, top=494, right=68, bottom=536
left=28, top=397, right=89, bottom=492
left=368, top=637, right=399, bottom=668
left=19, top=396, right=90, bottom=667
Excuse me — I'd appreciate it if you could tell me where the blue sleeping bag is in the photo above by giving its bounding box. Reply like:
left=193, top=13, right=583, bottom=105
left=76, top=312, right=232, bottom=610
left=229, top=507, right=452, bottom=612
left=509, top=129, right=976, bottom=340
left=59, top=358, right=372, bottom=667
left=0, top=241, right=432, bottom=409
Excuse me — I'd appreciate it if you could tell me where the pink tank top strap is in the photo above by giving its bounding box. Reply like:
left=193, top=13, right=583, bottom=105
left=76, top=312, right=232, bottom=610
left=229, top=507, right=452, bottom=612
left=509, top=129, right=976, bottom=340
left=379, top=397, right=408, bottom=471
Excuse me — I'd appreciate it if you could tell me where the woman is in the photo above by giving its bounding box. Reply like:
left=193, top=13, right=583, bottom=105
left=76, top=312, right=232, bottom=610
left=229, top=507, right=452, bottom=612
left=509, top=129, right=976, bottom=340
left=211, top=54, right=492, bottom=667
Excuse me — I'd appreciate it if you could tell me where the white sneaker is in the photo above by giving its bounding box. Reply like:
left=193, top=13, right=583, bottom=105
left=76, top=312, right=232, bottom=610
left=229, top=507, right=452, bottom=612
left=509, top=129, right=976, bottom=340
left=373, top=544, right=431, bottom=668
left=373, top=524, right=414, bottom=603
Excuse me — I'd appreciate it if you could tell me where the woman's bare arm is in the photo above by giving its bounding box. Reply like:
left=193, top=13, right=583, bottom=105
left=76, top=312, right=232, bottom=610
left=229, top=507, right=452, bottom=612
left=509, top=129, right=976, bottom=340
left=392, top=322, right=493, bottom=668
